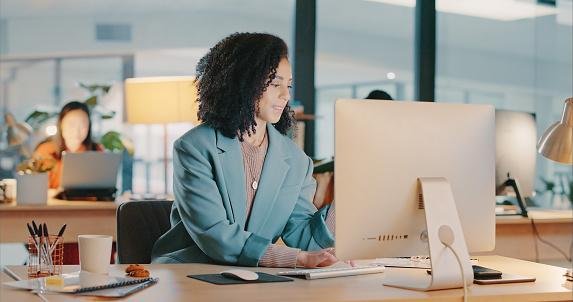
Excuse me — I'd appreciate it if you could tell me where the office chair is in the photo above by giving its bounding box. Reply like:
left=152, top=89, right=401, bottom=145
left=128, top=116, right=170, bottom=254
left=116, top=200, right=173, bottom=264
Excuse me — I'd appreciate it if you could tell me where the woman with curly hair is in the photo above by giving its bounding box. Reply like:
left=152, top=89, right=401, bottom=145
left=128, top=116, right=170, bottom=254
left=151, top=32, right=337, bottom=268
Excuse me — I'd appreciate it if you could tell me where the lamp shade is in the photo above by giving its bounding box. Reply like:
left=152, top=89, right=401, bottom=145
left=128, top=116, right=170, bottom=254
left=125, top=76, right=199, bottom=125
left=537, top=98, right=573, bottom=164
left=5, top=112, right=32, bottom=146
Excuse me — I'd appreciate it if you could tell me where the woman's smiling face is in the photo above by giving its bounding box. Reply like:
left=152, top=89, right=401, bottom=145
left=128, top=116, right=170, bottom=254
left=256, top=58, right=292, bottom=124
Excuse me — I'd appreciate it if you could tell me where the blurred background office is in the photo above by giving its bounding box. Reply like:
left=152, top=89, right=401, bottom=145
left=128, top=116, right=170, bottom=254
left=0, top=0, right=571, bottom=210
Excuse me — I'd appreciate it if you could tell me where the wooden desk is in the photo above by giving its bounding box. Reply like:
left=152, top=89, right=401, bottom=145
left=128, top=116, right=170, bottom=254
left=483, top=210, right=573, bottom=264
left=1, top=256, right=571, bottom=302
left=0, top=194, right=121, bottom=243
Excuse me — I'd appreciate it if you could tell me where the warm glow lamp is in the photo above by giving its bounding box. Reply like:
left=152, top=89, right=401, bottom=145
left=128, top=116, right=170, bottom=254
left=124, top=76, right=199, bottom=193
left=537, top=98, right=573, bottom=164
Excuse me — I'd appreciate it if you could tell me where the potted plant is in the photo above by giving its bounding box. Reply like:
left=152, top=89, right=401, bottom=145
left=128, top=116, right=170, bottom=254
left=15, top=157, right=55, bottom=205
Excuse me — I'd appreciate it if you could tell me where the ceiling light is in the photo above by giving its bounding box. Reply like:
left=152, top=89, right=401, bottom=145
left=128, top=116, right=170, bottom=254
left=365, top=0, right=557, bottom=21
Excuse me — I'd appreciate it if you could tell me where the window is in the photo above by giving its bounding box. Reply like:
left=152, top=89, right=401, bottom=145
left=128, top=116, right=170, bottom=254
left=0, top=0, right=295, bottom=194
left=436, top=0, right=573, bottom=208
left=315, top=0, right=415, bottom=159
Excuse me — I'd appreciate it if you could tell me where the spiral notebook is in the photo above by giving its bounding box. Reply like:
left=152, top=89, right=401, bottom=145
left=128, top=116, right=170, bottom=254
left=3, top=271, right=158, bottom=297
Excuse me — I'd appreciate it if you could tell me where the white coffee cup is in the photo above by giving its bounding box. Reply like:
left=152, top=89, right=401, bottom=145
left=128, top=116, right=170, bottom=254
left=78, top=235, right=113, bottom=274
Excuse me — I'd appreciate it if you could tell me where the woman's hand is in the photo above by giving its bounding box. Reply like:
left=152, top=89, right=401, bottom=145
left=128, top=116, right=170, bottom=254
left=296, top=249, right=338, bottom=268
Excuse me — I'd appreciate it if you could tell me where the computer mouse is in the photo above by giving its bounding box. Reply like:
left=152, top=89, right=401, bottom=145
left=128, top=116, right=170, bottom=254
left=220, top=269, right=259, bottom=281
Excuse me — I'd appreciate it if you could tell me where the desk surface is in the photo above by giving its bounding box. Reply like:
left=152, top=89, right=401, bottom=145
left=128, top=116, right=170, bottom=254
left=0, top=192, right=124, bottom=243
left=496, top=209, right=573, bottom=225
left=2, top=256, right=572, bottom=302
left=0, top=197, right=118, bottom=211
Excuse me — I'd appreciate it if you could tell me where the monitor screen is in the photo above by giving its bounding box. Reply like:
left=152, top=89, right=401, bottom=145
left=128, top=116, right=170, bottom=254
left=334, top=100, right=495, bottom=261
left=495, top=110, right=537, bottom=198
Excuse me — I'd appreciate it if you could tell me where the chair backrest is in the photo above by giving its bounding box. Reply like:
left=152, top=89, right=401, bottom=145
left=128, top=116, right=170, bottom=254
left=116, top=200, right=173, bottom=264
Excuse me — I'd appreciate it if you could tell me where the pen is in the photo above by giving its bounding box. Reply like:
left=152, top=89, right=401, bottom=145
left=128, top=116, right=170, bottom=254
left=43, top=223, right=54, bottom=270
left=37, top=224, right=51, bottom=271
left=32, top=220, right=39, bottom=235
left=37, top=223, right=42, bottom=243
left=57, top=224, right=67, bottom=238
left=26, top=223, right=40, bottom=251
left=37, top=224, right=46, bottom=269
left=50, top=224, right=66, bottom=253
left=43, top=223, right=50, bottom=246
left=28, top=222, right=41, bottom=270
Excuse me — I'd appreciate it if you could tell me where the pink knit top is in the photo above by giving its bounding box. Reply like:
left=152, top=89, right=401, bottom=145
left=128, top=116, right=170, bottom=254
left=240, top=131, right=336, bottom=268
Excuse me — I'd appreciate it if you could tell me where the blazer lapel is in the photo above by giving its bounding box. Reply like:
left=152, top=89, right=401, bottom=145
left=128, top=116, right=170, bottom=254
left=246, top=124, right=291, bottom=234
left=216, top=131, right=247, bottom=228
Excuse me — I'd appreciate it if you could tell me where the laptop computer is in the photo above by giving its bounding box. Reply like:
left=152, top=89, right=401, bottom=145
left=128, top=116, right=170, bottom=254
left=58, top=152, right=122, bottom=201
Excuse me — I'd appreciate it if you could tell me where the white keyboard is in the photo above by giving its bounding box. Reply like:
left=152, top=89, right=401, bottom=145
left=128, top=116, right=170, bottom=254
left=277, top=265, right=385, bottom=280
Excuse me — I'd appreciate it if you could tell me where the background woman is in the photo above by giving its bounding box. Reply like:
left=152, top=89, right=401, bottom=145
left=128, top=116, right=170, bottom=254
left=33, top=101, right=102, bottom=188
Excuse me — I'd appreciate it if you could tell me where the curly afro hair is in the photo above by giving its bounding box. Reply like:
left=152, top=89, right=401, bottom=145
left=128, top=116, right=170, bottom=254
left=195, top=32, right=296, bottom=140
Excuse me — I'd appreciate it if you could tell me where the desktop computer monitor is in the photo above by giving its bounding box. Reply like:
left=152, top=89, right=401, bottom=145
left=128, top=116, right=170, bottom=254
left=335, top=100, right=495, bottom=262
left=495, top=110, right=537, bottom=201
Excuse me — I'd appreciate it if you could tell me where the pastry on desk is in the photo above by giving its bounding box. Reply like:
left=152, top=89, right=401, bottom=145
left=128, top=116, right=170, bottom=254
left=125, top=264, right=150, bottom=278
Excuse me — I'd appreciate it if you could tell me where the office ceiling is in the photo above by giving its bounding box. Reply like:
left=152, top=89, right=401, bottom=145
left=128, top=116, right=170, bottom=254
left=0, top=0, right=571, bottom=89
left=1, top=0, right=570, bottom=61
left=0, top=0, right=287, bottom=18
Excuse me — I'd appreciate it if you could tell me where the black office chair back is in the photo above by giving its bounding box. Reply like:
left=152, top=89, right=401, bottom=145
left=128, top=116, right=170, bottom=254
left=116, top=200, right=173, bottom=264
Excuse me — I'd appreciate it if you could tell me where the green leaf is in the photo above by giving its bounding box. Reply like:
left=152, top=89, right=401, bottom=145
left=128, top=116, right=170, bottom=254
left=24, top=110, right=58, bottom=129
left=78, top=82, right=91, bottom=91
left=84, top=95, right=98, bottom=107
left=78, top=82, right=112, bottom=95
left=100, top=131, right=133, bottom=156
left=100, top=111, right=116, bottom=119
left=568, top=180, right=573, bottom=206
left=100, top=131, right=122, bottom=151
left=91, top=105, right=115, bottom=119
left=539, top=176, right=555, bottom=192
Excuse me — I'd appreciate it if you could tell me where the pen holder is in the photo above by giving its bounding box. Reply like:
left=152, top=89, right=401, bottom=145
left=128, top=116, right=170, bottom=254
left=27, top=235, right=64, bottom=278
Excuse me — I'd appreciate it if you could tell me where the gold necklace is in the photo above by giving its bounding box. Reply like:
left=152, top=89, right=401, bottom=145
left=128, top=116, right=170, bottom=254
left=242, top=132, right=266, bottom=190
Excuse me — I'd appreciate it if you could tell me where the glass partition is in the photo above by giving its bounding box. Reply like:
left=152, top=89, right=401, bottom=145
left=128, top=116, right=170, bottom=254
left=436, top=0, right=572, bottom=208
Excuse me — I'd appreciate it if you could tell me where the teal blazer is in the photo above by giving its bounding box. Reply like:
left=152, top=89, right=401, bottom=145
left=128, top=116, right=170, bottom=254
left=151, top=123, right=334, bottom=266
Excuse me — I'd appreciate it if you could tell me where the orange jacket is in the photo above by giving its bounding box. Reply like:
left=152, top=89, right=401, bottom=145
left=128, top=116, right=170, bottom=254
left=33, top=140, right=103, bottom=189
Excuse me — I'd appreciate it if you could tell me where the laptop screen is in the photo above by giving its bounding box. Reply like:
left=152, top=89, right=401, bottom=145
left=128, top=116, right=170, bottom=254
left=60, top=152, right=121, bottom=189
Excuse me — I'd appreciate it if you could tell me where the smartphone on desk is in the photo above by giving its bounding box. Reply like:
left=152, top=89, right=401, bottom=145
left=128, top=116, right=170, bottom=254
left=426, top=265, right=502, bottom=280
left=474, top=274, right=536, bottom=285
left=473, top=265, right=502, bottom=280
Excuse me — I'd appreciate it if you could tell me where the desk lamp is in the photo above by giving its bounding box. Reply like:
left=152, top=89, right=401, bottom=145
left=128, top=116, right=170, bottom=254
left=4, top=113, right=32, bottom=146
left=537, top=98, right=573, bottom=164
left=125, top=76, right=199, bottom=194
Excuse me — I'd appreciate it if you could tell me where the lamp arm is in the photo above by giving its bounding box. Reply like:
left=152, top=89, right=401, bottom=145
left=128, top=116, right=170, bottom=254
left=502, top=177, right=528, bottom=217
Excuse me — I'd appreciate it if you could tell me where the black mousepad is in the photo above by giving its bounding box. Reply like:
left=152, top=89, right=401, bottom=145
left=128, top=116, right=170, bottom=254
left=188, top=272, right=293, bottom=285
